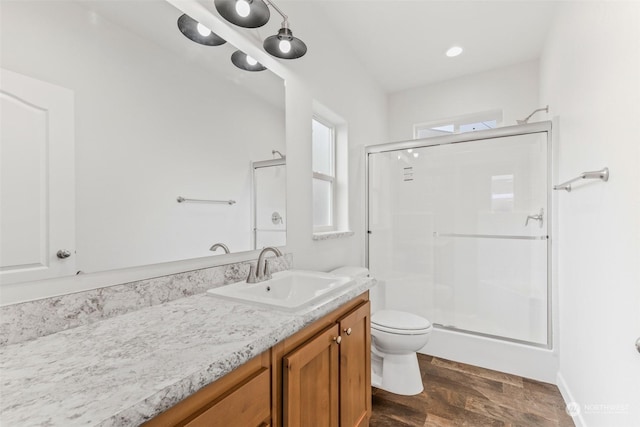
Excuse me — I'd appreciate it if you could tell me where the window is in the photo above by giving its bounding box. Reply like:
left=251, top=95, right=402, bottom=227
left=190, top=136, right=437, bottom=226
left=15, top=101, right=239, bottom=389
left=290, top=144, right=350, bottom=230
left=414, top=110, right=502, bottom=139
left=312, top=117, right=335, bottom=230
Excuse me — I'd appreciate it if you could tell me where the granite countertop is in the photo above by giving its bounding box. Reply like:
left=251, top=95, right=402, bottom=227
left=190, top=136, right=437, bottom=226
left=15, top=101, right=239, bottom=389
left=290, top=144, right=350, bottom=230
left=0, top=277, right=374, bottom=426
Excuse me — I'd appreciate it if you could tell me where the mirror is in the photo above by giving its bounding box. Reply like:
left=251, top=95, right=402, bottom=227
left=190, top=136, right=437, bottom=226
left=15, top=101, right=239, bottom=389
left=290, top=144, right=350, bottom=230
left=0, top=0, right=286, bottom=283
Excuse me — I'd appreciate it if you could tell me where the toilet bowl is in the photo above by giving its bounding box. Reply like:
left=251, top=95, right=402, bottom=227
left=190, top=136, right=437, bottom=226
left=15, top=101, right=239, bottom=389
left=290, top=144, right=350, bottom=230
left=329, top=266, right=432, bottom=396
left=371, top=309, right=432, bottom=395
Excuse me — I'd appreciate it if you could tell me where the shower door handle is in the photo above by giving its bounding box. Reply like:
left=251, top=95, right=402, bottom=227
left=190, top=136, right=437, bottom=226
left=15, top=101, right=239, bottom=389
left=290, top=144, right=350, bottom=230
left=525, top=208, right=544, bottom=228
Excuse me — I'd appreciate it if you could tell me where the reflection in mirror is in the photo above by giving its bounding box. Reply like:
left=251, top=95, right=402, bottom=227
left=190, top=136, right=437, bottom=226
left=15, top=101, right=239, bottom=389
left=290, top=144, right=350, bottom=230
left=0, top=0, right=285, bottom=285
left=253, top=158, right=286, bottom=249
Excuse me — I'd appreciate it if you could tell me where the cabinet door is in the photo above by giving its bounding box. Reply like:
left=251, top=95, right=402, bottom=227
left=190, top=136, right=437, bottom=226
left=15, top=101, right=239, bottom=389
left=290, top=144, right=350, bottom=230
left=283, top=324, right=340, bottom=427
left=339, top=301, right=371, bottom=427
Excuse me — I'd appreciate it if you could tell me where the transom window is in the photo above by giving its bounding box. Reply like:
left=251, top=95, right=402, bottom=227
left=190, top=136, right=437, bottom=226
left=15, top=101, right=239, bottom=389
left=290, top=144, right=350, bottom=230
left=414, top=110, right=502, bottom=139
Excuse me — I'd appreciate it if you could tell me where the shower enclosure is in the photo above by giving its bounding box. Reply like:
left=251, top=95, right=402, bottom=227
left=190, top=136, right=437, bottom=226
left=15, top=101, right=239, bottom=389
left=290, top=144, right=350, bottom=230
left=253, top=158, right=286, bottom=250
left=366, top=123, right=551, bottom=349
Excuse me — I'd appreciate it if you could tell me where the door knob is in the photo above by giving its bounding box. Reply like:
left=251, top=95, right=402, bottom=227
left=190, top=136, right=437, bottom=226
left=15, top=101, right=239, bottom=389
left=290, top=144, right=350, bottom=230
left=636, top=337, right=640, bottom=354
left=56, top=249, right=72, bottom=259
left=343, top=327, right=352, bottom=336
left=333, top=336, right=342, bottom=345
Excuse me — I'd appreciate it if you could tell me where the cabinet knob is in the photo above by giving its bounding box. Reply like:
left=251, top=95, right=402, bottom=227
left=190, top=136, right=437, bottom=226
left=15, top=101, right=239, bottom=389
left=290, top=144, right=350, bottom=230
left=333, top=336, right=342, bottom=345
left=343, top=327, right=352, bottom=336
left=56, top=249, right=72, bottom=259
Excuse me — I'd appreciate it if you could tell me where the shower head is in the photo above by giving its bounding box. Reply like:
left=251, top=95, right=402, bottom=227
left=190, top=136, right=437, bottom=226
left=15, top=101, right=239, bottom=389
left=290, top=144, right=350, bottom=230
left=517, top=105, right=549, bottom=125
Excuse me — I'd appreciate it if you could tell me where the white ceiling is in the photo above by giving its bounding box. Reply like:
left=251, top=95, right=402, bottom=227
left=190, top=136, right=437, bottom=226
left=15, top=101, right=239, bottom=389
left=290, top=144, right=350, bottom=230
left=312, top=1, right=558, bottom=93
left=80, top=0, right=557, bottom=97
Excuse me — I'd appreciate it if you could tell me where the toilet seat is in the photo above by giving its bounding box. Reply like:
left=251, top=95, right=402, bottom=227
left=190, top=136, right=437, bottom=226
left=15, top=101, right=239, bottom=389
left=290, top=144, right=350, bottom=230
left=371, top=310, right=432, bottom=335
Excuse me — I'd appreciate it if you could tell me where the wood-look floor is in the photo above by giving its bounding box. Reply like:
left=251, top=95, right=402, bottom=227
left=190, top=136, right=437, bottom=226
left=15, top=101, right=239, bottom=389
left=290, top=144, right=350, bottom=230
left=370, top=354, right=575, bottom=427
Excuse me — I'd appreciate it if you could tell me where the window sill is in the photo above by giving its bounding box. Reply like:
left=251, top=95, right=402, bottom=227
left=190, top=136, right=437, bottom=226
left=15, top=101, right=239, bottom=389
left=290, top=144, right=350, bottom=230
left=312, top=230, right=355, bottom=241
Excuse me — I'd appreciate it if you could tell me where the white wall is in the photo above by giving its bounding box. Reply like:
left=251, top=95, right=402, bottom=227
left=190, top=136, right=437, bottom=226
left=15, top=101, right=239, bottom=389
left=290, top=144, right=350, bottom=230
left=1, top=1, right=284, bottom=275
left=388, top=60, right=540, bottom=142
left=540, top=2, right=640, bottom=426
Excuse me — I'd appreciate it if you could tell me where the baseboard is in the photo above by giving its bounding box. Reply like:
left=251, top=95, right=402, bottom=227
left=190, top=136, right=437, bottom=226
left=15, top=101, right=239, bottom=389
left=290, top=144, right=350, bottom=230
left=556, top=372, right=587, bottom=427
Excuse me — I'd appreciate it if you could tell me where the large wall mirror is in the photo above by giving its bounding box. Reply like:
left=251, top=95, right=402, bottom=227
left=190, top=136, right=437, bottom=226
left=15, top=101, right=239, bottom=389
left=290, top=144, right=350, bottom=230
left=0, top=0, right=286, bottom=287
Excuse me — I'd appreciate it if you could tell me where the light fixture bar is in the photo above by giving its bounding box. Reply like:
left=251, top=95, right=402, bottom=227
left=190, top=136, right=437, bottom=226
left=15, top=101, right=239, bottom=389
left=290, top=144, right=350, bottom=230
left=263, top=0, right=287, bottom=23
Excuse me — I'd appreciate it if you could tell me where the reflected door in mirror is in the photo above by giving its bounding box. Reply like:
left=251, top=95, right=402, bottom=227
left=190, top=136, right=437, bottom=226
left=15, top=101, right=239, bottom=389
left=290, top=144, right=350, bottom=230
left=0, top=69, right=76, bottom=285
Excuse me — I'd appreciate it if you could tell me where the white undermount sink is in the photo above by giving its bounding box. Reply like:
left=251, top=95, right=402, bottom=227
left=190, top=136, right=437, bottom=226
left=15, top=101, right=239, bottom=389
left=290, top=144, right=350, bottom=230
left=206, top=270, right=354, bottom=312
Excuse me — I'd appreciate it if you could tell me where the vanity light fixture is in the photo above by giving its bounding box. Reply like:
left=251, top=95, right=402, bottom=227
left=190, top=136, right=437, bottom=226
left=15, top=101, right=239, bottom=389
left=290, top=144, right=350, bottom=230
left=177, top=14, right=226, bottom=46
left=263, top=21, right=307, bottom=59
left=215, top=0, right=271, bottom=28
left=231, top=49, right=267, bottom=71
left=214, top=0, right=307, bottom=62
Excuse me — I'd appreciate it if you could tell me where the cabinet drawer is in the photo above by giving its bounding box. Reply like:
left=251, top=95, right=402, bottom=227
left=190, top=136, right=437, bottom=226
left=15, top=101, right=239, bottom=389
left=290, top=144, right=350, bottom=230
left=185, top=368, right=270, bottom=427
left=145, top=351, right=271, bottom=427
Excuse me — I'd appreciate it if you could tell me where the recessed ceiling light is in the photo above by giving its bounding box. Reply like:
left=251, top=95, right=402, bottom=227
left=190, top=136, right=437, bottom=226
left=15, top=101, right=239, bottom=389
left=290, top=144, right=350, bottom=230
left=446, top=46, right=463, bottom=57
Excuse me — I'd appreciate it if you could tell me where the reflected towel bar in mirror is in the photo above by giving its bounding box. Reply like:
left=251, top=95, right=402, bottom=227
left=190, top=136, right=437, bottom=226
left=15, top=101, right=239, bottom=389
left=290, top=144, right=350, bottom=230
left=553, top=167, right=609, bottom=192
left=176, top=196, right=236, bottom=205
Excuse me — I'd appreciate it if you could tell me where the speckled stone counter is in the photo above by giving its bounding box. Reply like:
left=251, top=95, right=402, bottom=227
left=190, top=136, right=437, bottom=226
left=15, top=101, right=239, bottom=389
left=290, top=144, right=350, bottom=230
left=0, top=276, right=374, bottom=426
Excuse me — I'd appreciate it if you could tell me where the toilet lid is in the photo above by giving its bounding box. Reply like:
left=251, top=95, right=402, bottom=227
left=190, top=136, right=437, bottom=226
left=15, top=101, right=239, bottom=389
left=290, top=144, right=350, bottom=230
left=371, top=310, right=432, bottom=333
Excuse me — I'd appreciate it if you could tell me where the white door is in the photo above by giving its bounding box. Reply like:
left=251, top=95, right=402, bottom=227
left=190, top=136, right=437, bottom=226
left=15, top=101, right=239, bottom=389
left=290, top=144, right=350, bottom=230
left=0, top=69, right=75, bottom=285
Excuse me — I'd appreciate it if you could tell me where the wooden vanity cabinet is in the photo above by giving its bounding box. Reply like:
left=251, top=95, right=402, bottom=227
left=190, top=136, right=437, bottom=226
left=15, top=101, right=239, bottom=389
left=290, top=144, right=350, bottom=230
left=145, top=291, right=370, bottom=427
left=338, top=300, right=372, bottom=427
left=273, top=293, right=371, bottom=427
left=283, top=323, right=341, bottom=426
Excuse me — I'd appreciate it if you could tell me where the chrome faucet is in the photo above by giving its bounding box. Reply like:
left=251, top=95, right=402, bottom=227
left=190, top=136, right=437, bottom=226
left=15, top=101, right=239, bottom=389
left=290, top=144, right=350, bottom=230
left=209, top=243, right=230, bottom=254
left=247, top=247, right=283, bottom=283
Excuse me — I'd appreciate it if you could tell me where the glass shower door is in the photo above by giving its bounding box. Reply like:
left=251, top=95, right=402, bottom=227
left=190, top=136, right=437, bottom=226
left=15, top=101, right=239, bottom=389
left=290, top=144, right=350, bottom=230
left=368, top=128, right=550, bottom=346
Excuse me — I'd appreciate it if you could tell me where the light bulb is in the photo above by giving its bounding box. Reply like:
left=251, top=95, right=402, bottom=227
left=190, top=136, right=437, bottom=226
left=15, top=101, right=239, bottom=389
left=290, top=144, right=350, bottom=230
left=235, top=0, right=251, bottom=17
left=196, top=23, right=212, bottom=37
left=407, top=149, right=413, bottom=153
left=413, top=152, right=419, bottom=158
left=278, top=39, right=292, bottom=54
left=246, top=55, right=258, bottom=66
left=446, top=46, right=463, bottom=57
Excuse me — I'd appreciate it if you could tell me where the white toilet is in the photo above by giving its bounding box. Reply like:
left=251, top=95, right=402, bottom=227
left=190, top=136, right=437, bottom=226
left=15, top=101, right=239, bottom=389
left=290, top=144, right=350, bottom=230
left=370, top=309, right=432, bottom=395
left=330, top=267, right=432, bottom=396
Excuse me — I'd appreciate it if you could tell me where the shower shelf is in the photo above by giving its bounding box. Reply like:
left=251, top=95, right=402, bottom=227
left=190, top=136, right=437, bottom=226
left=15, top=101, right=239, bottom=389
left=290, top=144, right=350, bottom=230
left=433, top=232, right=548, bottom=240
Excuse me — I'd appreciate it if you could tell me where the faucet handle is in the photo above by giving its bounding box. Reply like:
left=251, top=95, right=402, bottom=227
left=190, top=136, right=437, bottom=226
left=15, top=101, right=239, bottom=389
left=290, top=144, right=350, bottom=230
left=246, top=264, right=258, bottom=283
left=263, top=259, right=273, bottom=280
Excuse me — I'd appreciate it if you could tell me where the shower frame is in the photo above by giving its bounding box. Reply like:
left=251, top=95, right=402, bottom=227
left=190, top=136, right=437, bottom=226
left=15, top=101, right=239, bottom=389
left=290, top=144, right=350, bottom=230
left=364, top=121, right=553, bottom=349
